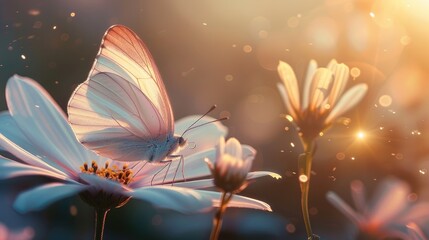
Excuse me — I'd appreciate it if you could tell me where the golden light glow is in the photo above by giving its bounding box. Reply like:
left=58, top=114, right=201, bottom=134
left=299, top=174, right=308, bottom=183
left=379, top=95, right=393, bottom=107
left=357, top=131, right=365, bottom=139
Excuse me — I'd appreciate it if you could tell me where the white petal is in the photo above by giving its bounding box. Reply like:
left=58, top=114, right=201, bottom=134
left=0, top=112, right=35, bottom=152
left=327, top=59, right=338, bottom=72
left=0, top=133, right=70, bottom=178
left=325, top=83, right=368, bottom=124
left=225, top=138, right=242, bottom=159
left=172, top=178, right=215, bottom=189
left=6, top=75, right=89, bottom=174
left=175, top=115, right=227, bottom=157
left=198, top=190, right=272, bottom=211
left=328, top=63, right=349, bottom=107
left=227, top=194, right=271, bottom=211
left=128, top=186, right=212, bottom=213
left=302, top=59, right=318, bottom=110
left=277, top=83, right=298, bottom=120
left=79, top=173, right=131, bottom=194
left=277, top=61, right=300, bottom=111
left=309, top=68, right=333, bottom=112
left=368, top=178, right=409, bottom=225
left=326, top=191, right=364, bottom=226
left=14, top=182, right=88, bottom=213
left=0, top=156, right=72, bottom=181
left=247, top=171, right=282, bottom=180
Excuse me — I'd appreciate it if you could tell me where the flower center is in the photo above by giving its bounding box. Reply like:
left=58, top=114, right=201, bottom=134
left=79, top=161, right=133, bottom=210
left=80, top=160, right=133, bottom=185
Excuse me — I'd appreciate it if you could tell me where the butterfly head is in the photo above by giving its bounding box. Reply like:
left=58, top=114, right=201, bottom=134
left=178, top=136, right=187, bottom=147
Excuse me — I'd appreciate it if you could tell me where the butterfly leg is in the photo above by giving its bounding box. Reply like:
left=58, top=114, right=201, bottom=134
left=150, top=160, right=172, bottom=186
left=132, top=160, right=149, bottom=179
left=168, top=155, right=186, bottom=185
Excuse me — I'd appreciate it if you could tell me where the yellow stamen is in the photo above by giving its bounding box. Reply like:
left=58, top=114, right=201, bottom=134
left=80, top=161, right=133, bottom=185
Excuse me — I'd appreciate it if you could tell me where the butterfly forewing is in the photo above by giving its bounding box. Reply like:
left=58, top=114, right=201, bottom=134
left=94, top=25, right=173, bottom=130
left=68, top=25, right=175, bottom=162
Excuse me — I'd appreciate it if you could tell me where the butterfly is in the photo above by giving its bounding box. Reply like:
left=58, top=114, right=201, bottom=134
left=68, top=25, right=187, bottom=165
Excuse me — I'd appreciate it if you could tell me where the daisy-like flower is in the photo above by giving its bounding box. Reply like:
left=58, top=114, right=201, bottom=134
left=327, top=178, right=429, bottom=239
left=205, top=137, right=281, bottom=240
left=277, top=59, right=368, bottom=142
left=0, top=75, right=274, bottom=239
left=277, top=59, right=368, bottom=239
left=206, top=137, right=254, bottom=193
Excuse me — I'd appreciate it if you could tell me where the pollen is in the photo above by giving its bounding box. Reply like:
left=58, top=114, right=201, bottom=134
left=80, top=160, right=133, bottom=185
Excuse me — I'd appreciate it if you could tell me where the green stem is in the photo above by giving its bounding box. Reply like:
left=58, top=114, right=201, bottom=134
left=209, top=192, right=232, bottom=240
left=298, top=139, right=319, bottom=240
left=94, top=208, right=109, bottom=240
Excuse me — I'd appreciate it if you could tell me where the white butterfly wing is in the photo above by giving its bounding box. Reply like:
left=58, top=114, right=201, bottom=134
left=68, top=25, right=174, bottom=162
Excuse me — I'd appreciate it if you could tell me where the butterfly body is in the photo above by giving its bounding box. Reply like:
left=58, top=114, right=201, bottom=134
left=68, top=25, right=184, bottom=163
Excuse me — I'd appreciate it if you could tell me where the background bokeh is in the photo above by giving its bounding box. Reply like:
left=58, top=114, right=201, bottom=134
left=1, top=0, right=429, bottom=239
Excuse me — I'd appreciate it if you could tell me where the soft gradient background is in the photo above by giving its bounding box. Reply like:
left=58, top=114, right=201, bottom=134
left=1, top=0, right=429, bottom=239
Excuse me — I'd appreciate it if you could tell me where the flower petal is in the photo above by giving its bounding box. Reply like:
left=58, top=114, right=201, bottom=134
left=14, top=182, right=88, bottom=213
left=128, top=186, right=212, bottom=213
left=196, top=190, right=272, bottom=211
left=247, top=171, right=282, bottom=180
left=368, top=178, right=409, bottom=225
left=6, top=75, right=89, bottom=175
left=174, top=171, right=281, bottom=189
left=309, top=68, right=333, bottom=112
left=326, top=191, right=364, bottom=226
left=277, top=83, right=298, bottom=120
left=0, top=156, right=71, bottom=181
left=225, top=138, right=242, bottom=159
left=406, top=223, right=428, bottom=240
left=302, top=59, right=318, bottom=111
left=0, top=133, right=69, bottom=177
left=175, top=115, right=227, bottom=157
left=79, top=173, right=131, bottom=194
left=277, top=61, right=300, bottom=113
left=396, top=203, right=429, bottom=224
left=325, top=83, right=368, bottom=124
left=328, top=63, right=349, bottom=107
left=0, top=112, right=35, bottom=152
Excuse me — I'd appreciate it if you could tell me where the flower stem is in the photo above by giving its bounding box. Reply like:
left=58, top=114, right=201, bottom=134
left=298, top=139, right=319, bottom=240
left=210, top=192, right=232, bottom=240
left=94, top=208, right=109, bottom=240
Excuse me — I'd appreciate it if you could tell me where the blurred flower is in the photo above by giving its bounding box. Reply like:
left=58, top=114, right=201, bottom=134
left=0, top=76, right=274, bottom=215
left=277, top=59, right=368, bottom=141
left=205, top=137, right=280, bottom=240
left=0, top=223, right=34, bottom=240
left=327, top=178, right=429, bottom=239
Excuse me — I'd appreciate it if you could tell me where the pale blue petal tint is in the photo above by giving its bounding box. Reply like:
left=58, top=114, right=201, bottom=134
left=6, top=75, right=91, bottom=175
left=129, top=186, right=212, bottom=214
left=0, top=157, right=72, bottom=181
left=14, top=182, right=88, bottom=213
left=174, top=115, right=227, bottom=157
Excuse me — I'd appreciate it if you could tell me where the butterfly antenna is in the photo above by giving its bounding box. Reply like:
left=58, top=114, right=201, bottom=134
left=180, top=105, right=218, bottom=138
left=183, top=117, right=228, bottom=134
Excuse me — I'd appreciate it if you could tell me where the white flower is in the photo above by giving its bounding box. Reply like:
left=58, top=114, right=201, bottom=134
left=326, top=177, right=429, bottom=239
left=277, top=59, right=368, bottom=140
left=206, top=137, right=279, bottom=193
left=0, top=75, right=273, bottom=213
